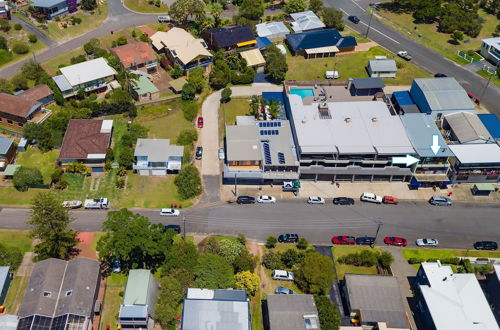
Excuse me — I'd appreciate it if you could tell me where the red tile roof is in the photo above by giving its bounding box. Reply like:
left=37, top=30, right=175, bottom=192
left=19, top=84, right=53, bottom=102
left=0, top=93, right=40, bottom=118
left=111, top=41, right=156, bottom=69
left=58, top=119, right=112, bottom=161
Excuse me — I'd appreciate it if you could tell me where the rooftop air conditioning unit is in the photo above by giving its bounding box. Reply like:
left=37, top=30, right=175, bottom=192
left=344, top=117, right=351, bottom=123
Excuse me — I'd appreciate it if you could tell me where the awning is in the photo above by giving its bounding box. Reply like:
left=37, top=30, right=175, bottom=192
left=305, top=46, right=339, bottom=55
left=236, top=40, right=256, bottom=47
left=169, top=77, right=187, bottom=92
left=240, top=48, right=265, bottom=67
left=2, top=164, right=20, bottom=176
left=413, top=173, right=450, bottom=182
left=474, top=183, right=495, bottom=191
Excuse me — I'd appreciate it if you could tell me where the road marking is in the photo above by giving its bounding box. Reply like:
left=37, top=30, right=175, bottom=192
left=351, top=0, right=366, bottom=12
left=340, top=8, right=401, bottom=44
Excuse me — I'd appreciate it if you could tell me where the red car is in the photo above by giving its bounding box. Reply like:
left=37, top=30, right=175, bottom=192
left=197, top=116, right=204, bottom=128
left=383, top=196, right=399, bottom=205
left=467, top=92, right=481, bottom=104
left=384, top=236, right=407, bottom=247
left=332, top=235, right=356, bottom=245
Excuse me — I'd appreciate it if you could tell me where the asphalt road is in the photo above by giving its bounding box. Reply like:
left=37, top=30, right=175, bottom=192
left=323, top=0, right=500, bottom=115
left=2, top=201, right=499, bottom=249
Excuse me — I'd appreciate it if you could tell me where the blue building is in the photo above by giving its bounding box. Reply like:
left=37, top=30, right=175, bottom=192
left=285, top=29, right=357, bottom=58
left=32, top=0, right=79, bottom=19
left=0, top=266, right=12, bottom=305
left=478, top=114, right=500, bottom=141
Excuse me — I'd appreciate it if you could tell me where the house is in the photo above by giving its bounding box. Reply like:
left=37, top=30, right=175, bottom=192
left=129, top=75, right=160, bottom=102
left=443, top=112, right=494, bottom=144
left=415, top=261, right=498, bottom=330
left=58, top=119, right=113, bottom=172
left=0, top=1, right=11, bottom=20
left=151, top=27, right=213, bottom=73
left=52, top=57, right=117, bottom=98
left=285, top=29, right=357, bottom=58
left=17, top=258, right=100, bottom=330
left=344, top=274, right=409, bottom=329
left=1, top=164, right=20, bottom=179
left=111, top=41, right=159, bottom=74
left=181, top=288, right=250, bottom=330
left=17, top=84, right=54, bottom=106
left=201, top=26, right=256, bottom=51
left=0, top=93, right=42, bottom=128
left=0, top=266, right=11, bottom=305
left=239, top=48, right=266, bottom=69
left=133, top=138, right=184, bottom=175
left=478, top=114, right=500, bottom=142
left=480, top=37, right=500, bottom=65
left=266, top=294, right=320, bottom=330
left=169, top=77, right=188, bottom=94
left=485, top=264, right=500, bottom=325
left=119, top=269, right=159, bottom=330
left=367, top=59, right=397, bottom=78
left=0, top=315, right=18, bottom=330
left=256, top=21, right=289, bottom=40
left=31, top=0, right=79, bottom=19
left=447, top=144, right=500, bottom=183
left=289, top=10, right=325, bottom=33
left=409, top=78, right=475, bottom=119
left=0, top=137, right=16, bottom=171
left=349, top=78, right=385, bottom=96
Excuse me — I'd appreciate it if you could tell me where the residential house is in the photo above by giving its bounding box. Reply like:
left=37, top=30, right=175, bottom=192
left=129, top=75, right=160, bottom=102
left=53, top=57, right=117, bottom=98
left=133, top=138, right=184, bottom=175
left=0, top=137, right=16, bottom=171
left=289, top=10, right=325, bottom=33
left=256, top=21, right=289, bottom=40
left=58, top=119, right=113, bottom=172
left=111, top=41, right=159, bottom=74
left=119, top=269, right=159, bottom=330
left=266, top=294, right=320, bottom=330
left=0, top=93, right=42, bottom=128
left=480, top=37, right=500, bottom=65
left=409, top=78, right=475, bottom=119
left=478, top=114, right=500, bottom=142
left=0, top=1, right=11, bottom=19
left=349, top=78, right=385, bottom=96
left=485, top=264, right=500, bottom=325
left=344, top=274, right=409, bottom=329
left=31, top=0, right=79, bottom=19
left=169, top=77, right=187, bottom=94
left=415, top=261, right=498, bottom=330
left=0, top=315, right=18, bottom=330
left=151, top=27, right=213, bottom=73
left=447, top=144, right=500, bottom=183
left=17, top=258, right=101, bottom=330
left=367, top=59, right=397, bottom=78
left=443, top=112, right=494, bottom=144
left=285, top=29, right=357, bottom=58
left=0, top=266, right=11, bottom=305
left=16, top=84, right=54, bottom=106
left=201, top=26, right=256, bottom=51
left=181, top=288, right=250, bottom=330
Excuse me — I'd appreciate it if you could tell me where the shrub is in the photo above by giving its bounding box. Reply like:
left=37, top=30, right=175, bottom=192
left=314, top=295, right=341, bottom=330
left=338, top=250, right=378, bottom=267
left=234, top=271, right=260, bottom=296
left=28, top=34, right=38, bottom=43
left=441, top=257, right=461, bottom=265
left=378, top=251, right=394, bottom=269
left=0, top=243, right=23, bottom=270
left=221, top=87, right=232, bottom=103
left=281, top=248, right=305, bottom=268
left=174, top=165, right=202, bottom=199
left=116, top=35, right=128, bottom=46
left=195, top=253, right=234, bottom=289
left=116, top=177, right=125, bottom=189
left=116, top=166, right=127, bottom=177
left=262, top=251, right=284, bottom=269
left=176, top=129, right=198, bottom=146
left=181, top=82, right=196, bottom=100
left=12, top=42, right=30, bottom=55
left=233, top=249, right=256, bottom=273
left=170, top=64, right=184, bottom=79
left=408, top=257, right=424, bottom=264
left=14, top=23, right=22, bottom=30
left=181, top=101, right=198, bottom=122
left=0, top=19, right=11, bottom=32
left=54, top=179, right=68, bottom=190
left=13, top=167, right=43, bottom=191
left=237, top=233, right=246, bottom=246
left=296, top=237, right=308, bottom=250
left=217, top=238, right=244, bottom=265
left=266, top=236, right=277, bottom=249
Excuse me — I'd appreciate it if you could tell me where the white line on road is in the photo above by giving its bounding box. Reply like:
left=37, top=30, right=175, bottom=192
left=351, top=0, right=366, bottom=12
left=340, top=8, right=401, bottom=45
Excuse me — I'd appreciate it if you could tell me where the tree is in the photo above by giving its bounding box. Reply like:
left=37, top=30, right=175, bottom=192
left=119, top=146, right=135, bottom=169
left=169, top=0, right=205, bottom=27
left=309, top=0, right=324, bottom=14
left=174, top=165, right=202, bottom=199
left=155, top=276, right=184, bottom=327
left=181, top=82, right=196, bottom=100
left=0, top=78, right=11, bottom=93
left=84, top=38, right=100, bottom=55
left=28, top=34, right=38, bottom=43
left=295, top=252, right=335, bottom=294
left=177, top=128, right=198, bottom=146
left=181, top=101, right=198, bottom=121
left=234, top=271, right=260, bottom=295
left=0, top=243, right=23, bottom=270
left=0, top=35, right=7, bottom=50
left=221, top=87, right=232, bottom=103
left=239, top=0, right=264, bottom=20
left=284, top=0, right=307, bottom=14
left=265, top=45, right=288, bottom=83
left=81, top=0, right=97, bottom=10
left=161, top=239, right=199, bottom=276
left=12, top=42, right=29, bottom=55
left=322, top=7, right=344, bottom=30
left=195, top=253, right=234, bottom=289
left=209, top=2, right=224, bottom=26
left=27, top=193, right=79, bottom=260
left=11, top=74, right=28, bottom=91
left=187, top=67, right=206, bottom=93
left=281, top=248, right=305, bottom=268
left=297, top=237, right=308, bottom=250
left=233, top=249, right=256, bottom=273
left=262, top=251, right=284, bottom=269
left=22, top=122, right=55, bottom=151
left=451, top=30, right=464, bottom=44
left=378, top=251, right=395, bottom=269
left=314, top=295, right=341, bottom=330
left=0, top=19, right=10, bottom=32
left=13, top=167, right=43, bottom=191
left=266, top=236, right=277, bottom=248
left=170, top=64, right=184, bottom=79
left=217, top=238, right=245, bottom=265
left=116, top=35, right=128, bottom=46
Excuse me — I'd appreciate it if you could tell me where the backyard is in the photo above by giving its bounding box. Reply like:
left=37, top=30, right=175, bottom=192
left=332, top=246, right=381, bottom=280
left=100, top=273, right=127, bottom=330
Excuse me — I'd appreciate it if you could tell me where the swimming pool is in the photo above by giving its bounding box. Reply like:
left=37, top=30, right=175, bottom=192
left=289, top=87, right=315, bottom=99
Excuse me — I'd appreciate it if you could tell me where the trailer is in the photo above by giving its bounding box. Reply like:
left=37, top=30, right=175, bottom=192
left=84, top=198, right=109, bottom=209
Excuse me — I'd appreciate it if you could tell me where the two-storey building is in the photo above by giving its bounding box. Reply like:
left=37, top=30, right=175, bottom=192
left=133, top=139, right=184, bottom=175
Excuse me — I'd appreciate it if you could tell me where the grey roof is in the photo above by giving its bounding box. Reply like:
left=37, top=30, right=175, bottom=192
left=18, top=258, right=100, bottom=319
left=119, top=305, right=148, bottom=319
left=256, top=21, right=289, bottom=38
left=267, top=294, right=319, bottom=330
left=226, top=125, right=262, bottom=162
left=0, top=137, right=13, bottom=155
left=352, top=78, right=385, bottom=89
left=59, top=58, right=116, bottom=87
left=345, top=274, right=409, bottom=329
left=444, top=112, right=494, bottom=144
left=236, top=116, right=256, bottom=126
left=0, top=315, right=18, bottom=330
left=213, top=289, right=248, bottom=301
left=290, top=11, right=325, bottom=32
left=0, top=266, right=9, bottom=291
left=448, top=144, right=500, bottom=164
left=368, top=59, right=397, bottom=72
left=52, top=75, right=72, bottom=92
left=412, top=78, right=475, bottom=112
left=400, top=114, right=454, bottom=157
left=32, top=0, right=65, bottom=8
left=482, top=37, right=500, bottom=49
left=134, top=139, right=184, bottom=162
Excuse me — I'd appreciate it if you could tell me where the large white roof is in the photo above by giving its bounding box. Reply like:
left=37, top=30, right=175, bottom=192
left=448, top=144, right=500, bottom=164
left=59, top=58, right=117, bottom=87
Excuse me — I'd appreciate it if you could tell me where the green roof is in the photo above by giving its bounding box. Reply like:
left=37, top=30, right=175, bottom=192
left=169, top=77, right=187, bottom=92
left=123, top=269, right=152, bottom=305
left=2, top=164, right=20, bottom=176
left=131, top=75, right=159, bottom=95
left=474, top=183, right=495, bottom=191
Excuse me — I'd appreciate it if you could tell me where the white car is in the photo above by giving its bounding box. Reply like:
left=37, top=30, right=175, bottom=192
left=307, top=196, right=325, bottom=204
left=360, top=192, right=383, bottom=204
left=257, top=195, right=276, bottom=203
left=218, top=147, right=225, bottom=160
left=416, top=238, right=439, bottom=247
left=160, top=208, right=180, bottom=216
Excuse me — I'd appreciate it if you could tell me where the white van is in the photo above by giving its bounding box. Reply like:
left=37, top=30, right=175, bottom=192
left=360, top=192, right=383, bottom=204
left=158, top=15, right=171, bottom=22
left=272, top=270, right=294, bottom=281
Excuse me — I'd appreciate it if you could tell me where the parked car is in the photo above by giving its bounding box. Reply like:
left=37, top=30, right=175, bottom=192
left=195, top=146, right=203, bottom=160
left=356, top=236, right=376, bottom=245
left=397, top=51, right=412, bottom=61
left=467, top=92, right=481, bottom=104
left=272, top=270, right=294, bottom=281
left=62, top=200, right=82, bottom=209
left=360, top=192, right=383, bottom=204
left=333, top=197, right=355, bottom=205
left=474, top=241, right=498, bottom=250
left=383, top=196, right=399, bottom=205
left=236, top=196, right=256, bottom=204
left=158, top=15, right=171, bottom=22
left=160, top=208, right=180, bottom=216
left=163, top=224, right=181, bottom=234
left=257, top=195, right=276, bottom=203
left=275, top=286, right=295, bottom=294
left=348, top=15, right=360, bottom=23
left=112, top=259, right=121, bottom=273
left=384, top=236, right=408, bottom=247
left=331, top=235, right=356, bottom=245
left=416, top=238, right=439, bottom=247
left=197, top=116, right=204, bottom=128
left=434, top=73, right=447, bottom=78
left=278, top=233, right=299, bottom=243
left=307, top=196, right=325, bottom=204
left=218, top=147, right=225, bottom=160
left=429, top=195, right=452, bottom=206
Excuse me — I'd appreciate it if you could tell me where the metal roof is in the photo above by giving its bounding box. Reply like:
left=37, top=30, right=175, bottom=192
left=150, top=28, right=212, bottom=65
left=286, top=29, right=357, bottom=51
left=352, top=78, right=385, bottom=89
left=123, top=269, right=154, bottom=305
left=226, top=125, right=262, bottom=162
left=0, top=137, right=13, bottom=155
left=267, top=294, right=319, bottom=330
left=411, top=78, right=475, bottom=112
left=448, top=144, right=500, bottom=164
left=52, top=75, right=72, bottom=92
left=392, top=91, right=415, bottom=106
left=444, top=112, right=493, bottom=143
left=134, top=139, right=183, bottom=163
left=478, top=114, right=500, bottom=140
left=256, top=22, right=289, bottom=38
left=482, top=37, right=500, bottom=49
left=59, top=58, right=117, bottom=87
left=256, top=37, right=273, bottom=49
left=32, top=0, right=65, bottom=8
left=202, top=26, right=255, bottom=49
left=368, top=59, right=397, bottom=72
left=240, top=48, right=265, bottom=67
left=119, top=305, right=148, bottom=319
left=290, top=11, right=325, bottom=32
left=130, top=75, right=159, bottom=95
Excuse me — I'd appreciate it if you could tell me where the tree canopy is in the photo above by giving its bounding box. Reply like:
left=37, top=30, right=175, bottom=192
left=265, top=45, right=288, bottom=83
left=174, top=165, right=202, bottom=199
left=284, top=0, right=307, bottom=14
left=322, top=7, right=344, bottom=30
left=314, top=295, right=341, bottom=330
left=295, top=251, right=335, bottom=295
left=13, top=167, right=43, bottom=191
left=195, top=253, right=234, bottom=289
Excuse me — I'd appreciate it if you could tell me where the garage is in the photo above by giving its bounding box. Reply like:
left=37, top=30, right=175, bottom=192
left=152, top=170, right=167, bottom=176
left=139, top=170, right=149, bottom=176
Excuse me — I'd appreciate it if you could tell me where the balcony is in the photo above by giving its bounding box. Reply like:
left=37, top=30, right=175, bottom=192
left=133, top=164, right=167, bottom=171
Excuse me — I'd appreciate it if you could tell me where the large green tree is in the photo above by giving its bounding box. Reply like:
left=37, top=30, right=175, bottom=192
left=284, top=0, right=307, bottom=14
left=195, top=253, right=234, bottom=289
left=174, top=165, right=202, bottom=199
left=169, top=0, right=205, bottom=27
left=295, top=251, right=335, bottom=294
left=265, top=45, right=288, bottom=83
left=322, top=7, right=344, bottom=30
left=27, top=193, right=79, bottom=260
left=0, top=243, right=23, bottom=270
left=239, top=0, right=264, bottom=20
left=13, top=167, right=43, bottom=192
left=308, top=0, right=324, bottom=14
left=155, top=276, right=184, bottom=327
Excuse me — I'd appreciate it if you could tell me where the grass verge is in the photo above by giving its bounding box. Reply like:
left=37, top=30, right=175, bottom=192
left=332, top=246, right=381, bottom=280
left=477, top=70, right=500, bottom=87
left=46, top=5, right=108, bottom=41
left=0, top=229, right=32, bottom=253
left=402, top=248, right=500, bottom=260
left=2, top=275, right=29, bottom=314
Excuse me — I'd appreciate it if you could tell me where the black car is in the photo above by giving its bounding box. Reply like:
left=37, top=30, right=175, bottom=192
left=434, top=73, right=447, bottom=78
left=278, top=233, right=299, bottom=243
left=333, top=197, right=355, bottom=205
left=474, top=241, right=498, bottom=250
left=236, top=196, right=256, bottom=204
left=195, top=146, right=203, bottom=160
left=356, top=236, right=376, bottom=245
left=163, top=224, right=181, bottom=234
left=348, top=15, right=360, bottom=24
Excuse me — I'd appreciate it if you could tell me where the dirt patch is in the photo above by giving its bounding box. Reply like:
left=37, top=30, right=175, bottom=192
left=248, top=241, right=273, bottom=294
left=75, top=232, right=98, bottom=259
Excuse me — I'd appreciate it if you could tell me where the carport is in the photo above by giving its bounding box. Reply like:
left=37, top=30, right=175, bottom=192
left=472, top=183, right=496, bottom=196
left=349, top=78, right=385, bottom=96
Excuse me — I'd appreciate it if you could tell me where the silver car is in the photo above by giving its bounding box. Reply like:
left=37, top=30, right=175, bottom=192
left=218, top=147, right=225, bottom=160
left=307, top=196, right=325, bottom=204
left=429, top=196, right=452, bottom=206
left=274, top=286, right=295, bottom=294
left=416, top=238, right=439, bottom=247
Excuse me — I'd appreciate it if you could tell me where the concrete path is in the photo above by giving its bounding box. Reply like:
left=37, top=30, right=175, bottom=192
left=16, top=252, right=34, bottom=277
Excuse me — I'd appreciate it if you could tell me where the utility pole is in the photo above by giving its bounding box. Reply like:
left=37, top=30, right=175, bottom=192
left=234, top=173, right=238, bottom=196
left=479, top=62, right=499, bottom=101
left=183, top=215, right=186, bottom=240
left=372, top=220, right=383, bottom=248
left=365, top=4, right=375, bottom=38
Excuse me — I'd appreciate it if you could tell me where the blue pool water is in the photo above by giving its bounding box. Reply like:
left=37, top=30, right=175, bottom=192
left=290, top=87, right=314, bottom=99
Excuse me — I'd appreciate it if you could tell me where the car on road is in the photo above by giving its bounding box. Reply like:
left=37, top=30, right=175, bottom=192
left=197, top=116, right=204, bottom=128
left=218, top=147, right=225, bottom=160
left=416, top=238, right=439, bottom=247
left=360, top=192, right=383, bottom=204
left=272, top=270, right=294, bottom=281
left=383, top=196, right=399, bottom=205
left=278, top=233, right=299, bottom=243
left=307, top=196, right=325, bottom=204
left=474, top=241, right=498, bottom=250
left=258, top=195, right=276, bottom=203
left=236, top=196, right=256, bottom=204
left=348, top=15, right=360, bottom=24
left=429, top=195, right=452, bottom=206
left=275, top=286, right=295, bottom=294
left=397, top=51, right=412, bottom=61
left=356, top=236, right=376, bottom=245
left=158, top=15, right=171, bottom=22
left=331, top=235, right=356, bottom=245
left=384, top=236, right=408, bottom=247
left=467, top=92, right=481, bottom=104
left=195, top=146, right=203, bottom=160
left=160, top=208, right=180, bottom=216
left=434, top=73, right=447, bottom=78
left=333, top=197, right=355, bottom=205
left=163, top=224, right=181, bottom=234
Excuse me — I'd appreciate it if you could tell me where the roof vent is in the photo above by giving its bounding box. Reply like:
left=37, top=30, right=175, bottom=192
left=442, top=277, right=447, bottom=281
left=344, top=117, right=351, bottom=123
left=302, top=116, right=307, bottom=124
left=371, top=117, right=378, bottom=122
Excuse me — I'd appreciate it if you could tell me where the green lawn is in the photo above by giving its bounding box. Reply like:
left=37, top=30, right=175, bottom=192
left=477, top=70, right=500, bottom=87
left=100, top=273, right=127, bottom=330
left=286, top=46, right=431, bottom=84
left=0, top=229, right=32, bottom=253
left=124, top=0, right=168, bottom=13
left=92, top=232, right=105, bottom=252
left=16, top=148, right=59, bottom=183
left=46, top=4, right=108, bottom=41
left=332, top=246, right=382, bottom=280
left=402, top=248, right=500, bottom=260
left=221, top=98, right=252, bottom=125
left=2, top=275, right=29, bottom=314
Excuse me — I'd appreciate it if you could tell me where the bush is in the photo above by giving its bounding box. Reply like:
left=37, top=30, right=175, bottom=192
left=54, top=178, right=68, bottom=190
left=116, top=35, right=128, bottom=46
left=221, top=87, right=232, bottom=103
left=0, top=243, right=23, bottom=270
left=237, top=233, right=246, bottom=245
left=177, top=129, right=198, bottom=146
left=233, top=249, right=256, bottom=273
left=378, top=251, right=394, bottom=269
left=234, top=271, right=260, bottom=296
left=65, top=162, right=88, bottom=174
left=217, top=238, right=245, bottom=265
left=182, top=101, right=198, bottom=121
left=13, top=167, right=43, bottom=191
left=295, top=252, right=335, bottom=294
left=262, top=251, right=284, bottom=269
left=281, top=248, right=305, bottom=268
left=266, top=236, right=277, bottom=249
left=116, top=177, right=125, bottom=189
left=12, top=42, right=30, bottom=55
left=0, top=19, right=10, bottom=32
left=314, top=295, right=341, bottom=330
left=440, top=257, right=461, bottom=265
left=170, top=64, right=184, bottom=79
left=119, top=147, right=135, bottom=169
left=174, top=165, right=202, bottom=199
left=408, top=257, right=424, bottom=264
left=338, top=250, right=378, bottom=267
left=181, top=82, right=196, bottom=100
left=195, top=253, right=234, bottom=289
left=14, top=23, right=22, bottom=30
left=28, top=34, right=38, bottom=43
left=296, top=237, right=308, bottom=250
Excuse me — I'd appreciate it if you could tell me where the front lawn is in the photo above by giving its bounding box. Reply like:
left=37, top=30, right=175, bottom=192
left=46, top=4, right=108, bottom=41
left=402, top=248, right=500, bottom=260
left=0, top=229, right=32, bottom=253
left=124, top=0, right=168, bottom=13
left=332, top=246, right=381, bottom=280
left=16, top=148, right=59, bottom=183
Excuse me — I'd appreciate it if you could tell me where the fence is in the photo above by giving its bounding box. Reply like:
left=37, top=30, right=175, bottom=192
left=0, top=126, right=23, bottom=137
left=457, top=51, right=497, bottom=74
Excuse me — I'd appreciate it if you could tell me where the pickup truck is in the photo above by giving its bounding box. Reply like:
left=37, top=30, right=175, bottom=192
left=84, top=198, right=109, bottom=209
left=397, top=51, right=412, bottom=61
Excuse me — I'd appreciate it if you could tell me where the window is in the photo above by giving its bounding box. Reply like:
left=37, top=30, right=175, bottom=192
left=304, top=315, right=319, bottom=329
left=43, top=291, right=52, bottom=297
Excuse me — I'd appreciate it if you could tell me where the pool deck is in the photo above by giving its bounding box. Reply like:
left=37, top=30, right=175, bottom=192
left=289, top=84, right=376, bottom=105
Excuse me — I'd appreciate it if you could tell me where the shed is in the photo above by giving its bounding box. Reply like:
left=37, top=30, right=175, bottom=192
left=130, top=76, right=160, bottom=102
left=2, top=164, right=20, bottom=179
left=17, top=138, right=27, bottom=152
left=350, top=78, right=385, bottom=96
left=367, top=59, right=397, bottom=78
left=478, top=114, right=500, bottom=141
left=169, top=77, right=188, bottom=94
left=240, top=48, right=266, bottom=68
left=472, top=183, right=496, bottom=196
left=0, top=266, right=11, bottom=305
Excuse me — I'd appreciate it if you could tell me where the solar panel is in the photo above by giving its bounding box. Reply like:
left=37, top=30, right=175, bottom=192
left=263, top=143, right=272, bottom=164
left=278, top=152, right=285, bottom=164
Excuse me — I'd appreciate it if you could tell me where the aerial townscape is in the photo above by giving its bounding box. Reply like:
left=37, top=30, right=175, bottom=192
left=1, top=0, right=500, bottom=329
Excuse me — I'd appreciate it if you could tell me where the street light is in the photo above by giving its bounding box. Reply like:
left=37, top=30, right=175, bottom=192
left=365, top=3, right=376, bottom=38
left=372, top=219, right=383, bottom=248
